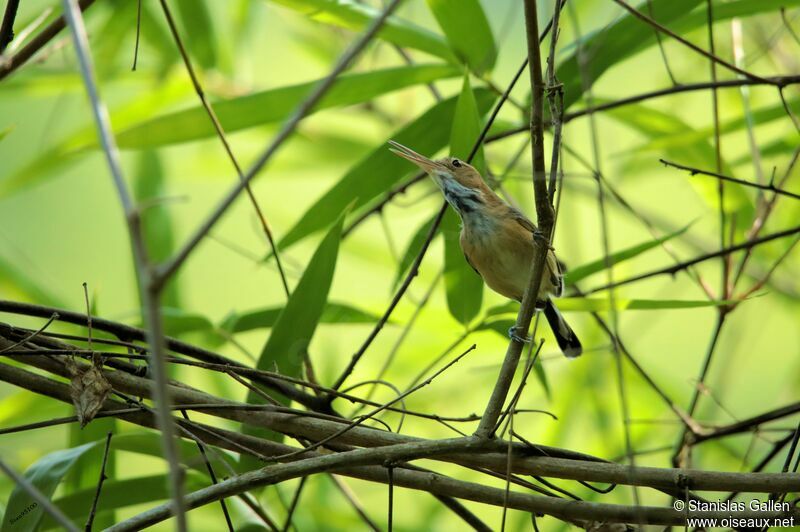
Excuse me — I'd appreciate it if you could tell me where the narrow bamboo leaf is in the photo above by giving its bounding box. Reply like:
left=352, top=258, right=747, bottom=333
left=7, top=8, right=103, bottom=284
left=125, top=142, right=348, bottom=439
left=557, top=0, right=705, bottom=110
left=116, top=64, right=461, bottom=148
left=486, top=297, right=738, bottom=313
left=556, top=297, right=738, bottom=311
left=220, top=302, right=383, bottom=334
left=674, top=0, right=800, bottom=34
left=443, top=75, right=485, bottom=325
left=174, top=0, right=218, bottom=70
left=265, top=0, right=457, bottom=63
left=279, top=87, right=495, bottom=249
left=158, top=308, right=215, bottom=336
left=133, top=151, right=180, bottom=307
left=392, top=212, right=439, bottom=290
left=245, top=211, right=346, bottom=446
left=639, top=98, right=800, bottom=153
left=1, top=442, right=98, bottom=532
left=426, top=0, right=496, bottom=74
left=42, top=473, right=207, bottom=529
left=0, top=255, right=66, bottom=307
left=563, top=224, right=691, bottom=286
left=0, top=126, right=12, bottom=141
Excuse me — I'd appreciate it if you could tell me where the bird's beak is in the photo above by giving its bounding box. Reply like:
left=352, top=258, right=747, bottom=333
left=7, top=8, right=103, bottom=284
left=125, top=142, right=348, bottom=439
left=388, top=140, right=445, bottom=175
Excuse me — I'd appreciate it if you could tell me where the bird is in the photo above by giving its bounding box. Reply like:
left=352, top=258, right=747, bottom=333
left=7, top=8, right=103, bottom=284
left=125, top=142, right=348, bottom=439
left=389, top=140, right=582, bottom=358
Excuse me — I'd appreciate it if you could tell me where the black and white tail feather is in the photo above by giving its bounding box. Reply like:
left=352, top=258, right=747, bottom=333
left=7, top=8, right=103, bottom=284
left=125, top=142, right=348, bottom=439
left=543, top=300, right=582, bottom=358
left=544, top=258, right=582, bottom=358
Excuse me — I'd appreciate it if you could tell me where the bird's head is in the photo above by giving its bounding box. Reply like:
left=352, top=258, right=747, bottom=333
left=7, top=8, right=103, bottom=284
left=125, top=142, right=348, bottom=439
left=388, top=141, right=491, bottom=216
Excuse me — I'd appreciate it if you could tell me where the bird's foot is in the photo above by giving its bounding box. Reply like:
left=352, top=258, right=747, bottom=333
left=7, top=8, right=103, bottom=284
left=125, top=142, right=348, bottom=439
left=508, top=326, right=531, bottom=344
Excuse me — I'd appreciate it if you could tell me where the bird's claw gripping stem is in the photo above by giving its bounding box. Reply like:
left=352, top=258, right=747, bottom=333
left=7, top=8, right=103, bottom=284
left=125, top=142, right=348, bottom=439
left=508, top=326, right=531, bottom=344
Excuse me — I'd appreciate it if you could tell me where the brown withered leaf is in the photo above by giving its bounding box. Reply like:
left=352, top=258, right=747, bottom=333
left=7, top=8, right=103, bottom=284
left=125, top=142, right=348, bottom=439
left=66, top=358, right=112, bottom=428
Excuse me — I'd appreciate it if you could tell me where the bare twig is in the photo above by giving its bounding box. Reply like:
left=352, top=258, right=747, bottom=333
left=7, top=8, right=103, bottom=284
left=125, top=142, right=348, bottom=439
left=84, top=431, right=113, bottom=532
left=611, top=0, right=772, bottom=84
left=660, top=159, right=800, bottom=201
left=0, top=0, right=95, bottom=80
left=475, top=0, right=560, bottom=438
left=586, top=224, right=800, bottom=294
left=0, top=0, right=21, bottom=52
left=59, top=0, right=186, bottom=526
left=157, top=0, right=291, bottom=298
left=154, top=0, right=406, bottom=288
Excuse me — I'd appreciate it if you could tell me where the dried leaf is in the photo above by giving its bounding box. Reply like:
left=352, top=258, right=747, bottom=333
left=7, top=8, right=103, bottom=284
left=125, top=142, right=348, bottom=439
left=67, top=359, right=112, bottom=428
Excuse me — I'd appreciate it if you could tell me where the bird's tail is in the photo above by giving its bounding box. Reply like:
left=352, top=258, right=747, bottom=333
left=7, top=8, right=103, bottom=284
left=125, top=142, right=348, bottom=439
left=543, top=300, right=582, bottom=358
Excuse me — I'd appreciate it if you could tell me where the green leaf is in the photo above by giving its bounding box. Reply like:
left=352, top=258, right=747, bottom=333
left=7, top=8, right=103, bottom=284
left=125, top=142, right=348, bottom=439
left=116, top=64, right=461, bottom=148
left=442, top=75, right=485, bottom=325
left=392, top=212, right=440, bottom=290
left=220, top=302, right=383, bottom=334
left=174, top=0, right=218, bottom=70
left=0, top=126, right=12, bottom=141
left=555, top=297, right=738, bottom=312
left=638, top=97, right=800, bottom=153
left=42, top=473, right=207, bottom=530
left=2, top=442, right=98, bottom=532
left=279, top=87, right=495, bottom=249
left=426, top=0, right=496, bottom=74
left=245, top=210, right=346, bottom=447
left=557, top=0, right=705, bottom=110
left=564, top=224, right=692, bottom=286
left=158, top=308, right=215, bottom=336
left=133, top=151, right=180, bottom=307
left=265, top=0, right=457, bottom=63
left=0, top=255, right=66, bottom=307
left=675, top=0, right=800, bottom=34
left=486, top=296, right=738, bottom=313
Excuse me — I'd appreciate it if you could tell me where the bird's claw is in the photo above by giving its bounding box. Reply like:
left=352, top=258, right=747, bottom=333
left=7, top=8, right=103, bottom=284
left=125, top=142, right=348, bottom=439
left=508, top=326, right=531, bottom=344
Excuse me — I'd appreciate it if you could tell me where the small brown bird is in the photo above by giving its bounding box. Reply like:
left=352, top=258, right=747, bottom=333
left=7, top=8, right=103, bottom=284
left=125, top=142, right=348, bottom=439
left=389, top=141, right=581, bottom=358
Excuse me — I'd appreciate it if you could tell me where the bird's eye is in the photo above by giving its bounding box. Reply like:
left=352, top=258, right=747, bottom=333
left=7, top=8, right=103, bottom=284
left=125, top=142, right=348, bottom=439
left=452, top=159, right=462, bottom=168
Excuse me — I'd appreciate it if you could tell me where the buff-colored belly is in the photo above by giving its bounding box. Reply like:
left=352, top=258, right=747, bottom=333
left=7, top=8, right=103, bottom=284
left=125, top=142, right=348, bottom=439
left=461, top=223, right=559, bottom=302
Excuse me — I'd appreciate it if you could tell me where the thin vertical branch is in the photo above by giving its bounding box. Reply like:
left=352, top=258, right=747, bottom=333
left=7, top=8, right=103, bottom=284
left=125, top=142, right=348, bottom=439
left=0, top=0, right=96, bottom=81
left=387, top=465, right=395, bottom=532
left=59, top=0, right=187, bottom=528
left=131, top=0, right=141, bottom=70
left=474, top=0, right=557, bottom=438
left=180, top=411, right=234, bottom=532
left=84, top=432, right=113, bottom=532
left=154, top=0, right=406, bottom=288
left=0, top=0, right=21, bottom=52
left=566, top=0, right=639, bottom=514
left=157, top=0, right=291, bottom=298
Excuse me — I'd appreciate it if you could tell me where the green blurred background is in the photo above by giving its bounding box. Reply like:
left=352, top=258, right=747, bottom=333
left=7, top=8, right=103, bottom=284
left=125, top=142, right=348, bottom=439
left=1, top=0, right=799, bottom=529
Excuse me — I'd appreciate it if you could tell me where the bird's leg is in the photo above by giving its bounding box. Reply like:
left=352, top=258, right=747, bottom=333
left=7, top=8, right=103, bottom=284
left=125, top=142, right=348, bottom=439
left=508, top=325, right=531, bottom=344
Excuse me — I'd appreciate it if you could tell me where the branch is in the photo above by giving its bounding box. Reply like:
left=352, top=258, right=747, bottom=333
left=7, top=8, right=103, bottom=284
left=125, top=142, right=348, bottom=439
left=660, top=159, right=800, bottom=202
left=0, top=0, right=96, bottom=81
left=611, top=0, right=772, bottom=84
left=3, top=345, right=800, bottom=497
left=0, top=0, right=21, bottom=52
left=474, top=0, right=557, bottom=438
left=585, top=224, right=800, bottom=294
left=154, top=0, right=405, bottom=288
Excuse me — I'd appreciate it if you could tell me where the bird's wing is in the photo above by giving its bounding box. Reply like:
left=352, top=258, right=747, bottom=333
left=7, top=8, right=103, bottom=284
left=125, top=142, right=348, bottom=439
left=463, top=250, right=481, bottom=277
left=509, top=207, right=565, bottom=296
left=508, top=208, right=537, bottom=235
